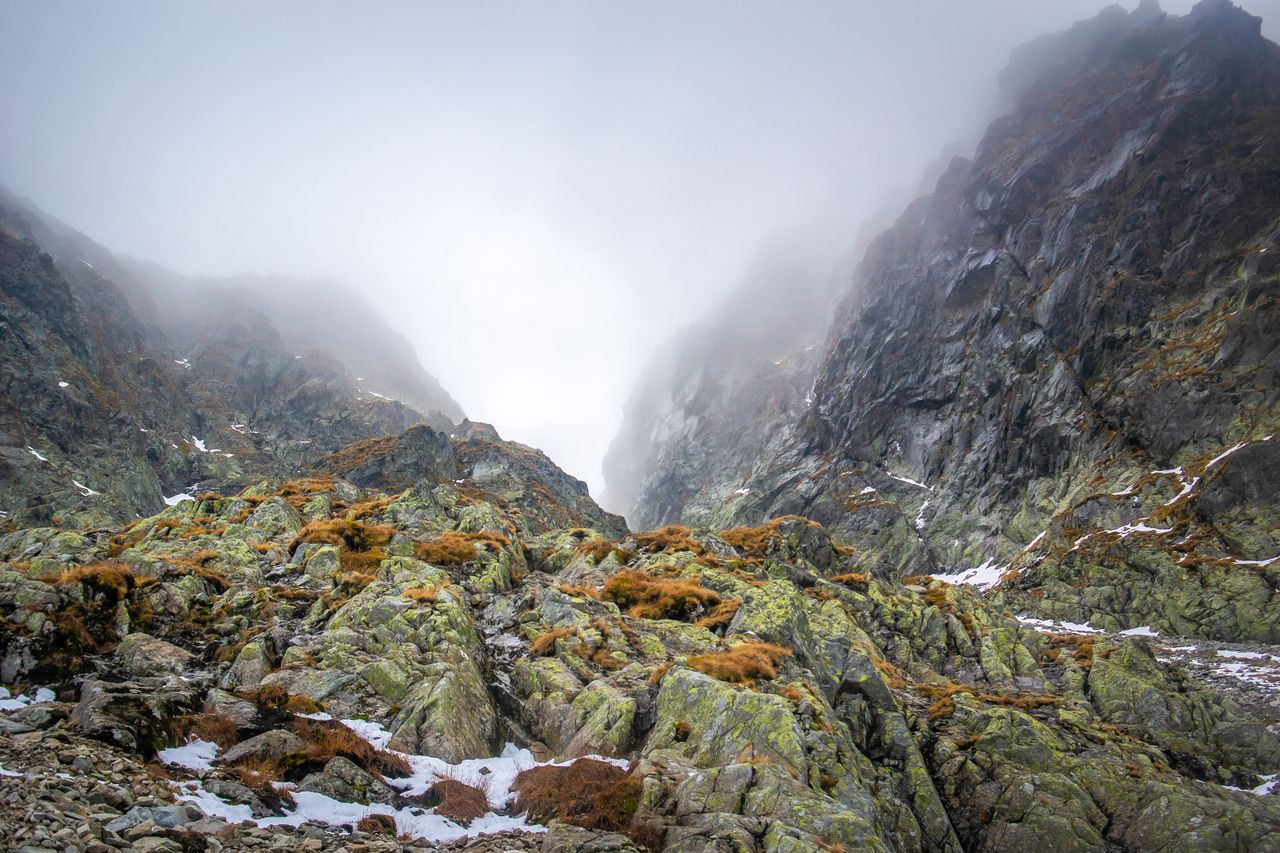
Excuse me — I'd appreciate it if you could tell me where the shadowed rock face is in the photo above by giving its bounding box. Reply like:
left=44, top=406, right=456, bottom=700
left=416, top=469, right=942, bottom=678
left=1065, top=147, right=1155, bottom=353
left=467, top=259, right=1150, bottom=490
left=609, top=1, right=1280, bottom=640
left=0, top=191, right=467, bottom=528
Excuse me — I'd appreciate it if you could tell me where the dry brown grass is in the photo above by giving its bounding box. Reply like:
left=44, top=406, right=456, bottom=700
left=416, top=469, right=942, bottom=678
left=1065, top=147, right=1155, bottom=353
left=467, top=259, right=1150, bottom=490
left=575, top=538, right=633, bottom=564
left=1042, top=633, right=1098, bottom=666
left=632, top=525, right=704, bottom=555
left=648, top=661, right=673, bottom=686
left=915, top=681, right=1060, bottom=719
left=414, top=530, right=509, bottom=565
left=530, top=626, right=577, bottom=657
left=345, top=495, right=397, bottom=520
left=427, top=779, right=490, bottom=824
left=50, top=563, right=137, bottom=598
left=292, top=518, right=396, bottom=552
left=336, top=571, right=376, bottom=591
left=236, top=758, right=297, bottom=810
left=290, top=717, right=412, bottom=778
left=402, top=585, right=443, bottom=605
left=356, top=815, right=396, bottom=834
left=558, top=583, right=603, bottom=600
left=718, top=516, right=815, bottom=559
left=602, top=570, right=721, bottom=621
left=284, top=694, right=325, bottom=714
left=831, top=572, right=869, bottom=586
left=513, top=758, right=642, bottom=834
left=693, top=599, right=741, bottom=631
left=174, top=712, right=239, bottom=749
left=686, top=642, right=791, bottom=684
left=194, top=565, right=231, bottom=591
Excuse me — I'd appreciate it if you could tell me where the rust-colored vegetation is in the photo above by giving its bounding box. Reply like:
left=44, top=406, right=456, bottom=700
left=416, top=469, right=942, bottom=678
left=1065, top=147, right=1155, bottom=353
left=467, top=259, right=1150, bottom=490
left=413, top=530, right=509, bottom=565
left=530, top=626, right=578, bottom=657
left=686, top=642, right=791, bottom=684
left=513, top=758, right=643, bottom=835
left=602, top=570, right=721, bottom=621
left=632, top=525, right=704, bottom=555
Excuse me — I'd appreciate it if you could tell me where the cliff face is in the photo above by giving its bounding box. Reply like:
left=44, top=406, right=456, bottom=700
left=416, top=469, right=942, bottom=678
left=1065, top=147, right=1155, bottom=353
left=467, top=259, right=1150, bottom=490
left=608, top=1, right=1280, bottom=640
left=0, top=193, right=467, bottom=528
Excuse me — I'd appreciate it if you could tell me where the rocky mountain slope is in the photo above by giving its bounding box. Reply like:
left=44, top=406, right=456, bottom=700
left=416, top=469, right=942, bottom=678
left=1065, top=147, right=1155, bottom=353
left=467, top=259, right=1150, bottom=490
left=0, top=191, right=463, bottom=529
left=1, top=467, right=1277, bottom=851
left=607, top=0, right=1280, bottom=642
left=2, top=2, right=1280, bottom=851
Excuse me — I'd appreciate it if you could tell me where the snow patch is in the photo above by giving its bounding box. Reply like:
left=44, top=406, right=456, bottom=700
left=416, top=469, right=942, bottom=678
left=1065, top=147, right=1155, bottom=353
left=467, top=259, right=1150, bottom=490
left=886, top=472, right=933, bottom=491
left=173, top=721, right=628, bottom=844
left=0, top=764, right=20, bottom=778
left=930, top=558, right=1005, bottom=591
left=72, top=480, right=99, bottom=497
left=0, top=686, right=55, bottom=711
left=163, top=487, right=197, bottom=506
left=1216, top=649, right=1272, bottom=660
left=57, top=381, right=69, bottom=389
left=1204, top=441, right=1248, bottom=471
left=734, top=487, right=751, bottom=496
left=25, top=446, right=49, bottom=463
left=1119, top=625, right=1158, bottom=637
left=1016, top=616, right=1102, bottom=635
left=158, top=739, right=218, bottom=772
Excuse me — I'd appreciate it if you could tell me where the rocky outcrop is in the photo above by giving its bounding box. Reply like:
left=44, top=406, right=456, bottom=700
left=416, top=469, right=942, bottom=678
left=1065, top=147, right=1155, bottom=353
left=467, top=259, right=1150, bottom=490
left=0, top=189, right=467, bottom=530
left=607, top=0, right=1280, bottom=640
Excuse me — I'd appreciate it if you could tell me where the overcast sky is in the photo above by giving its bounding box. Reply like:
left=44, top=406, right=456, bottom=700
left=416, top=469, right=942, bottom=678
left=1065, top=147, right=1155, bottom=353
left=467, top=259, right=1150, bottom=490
left=2, top=0, right=1277, bottom=506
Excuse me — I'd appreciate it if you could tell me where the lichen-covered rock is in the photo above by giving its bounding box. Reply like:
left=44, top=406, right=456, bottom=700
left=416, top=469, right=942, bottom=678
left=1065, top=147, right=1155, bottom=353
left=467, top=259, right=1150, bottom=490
left=116, top=632, right=196, bottom=677
left=297, top=756, right=397, bottom=804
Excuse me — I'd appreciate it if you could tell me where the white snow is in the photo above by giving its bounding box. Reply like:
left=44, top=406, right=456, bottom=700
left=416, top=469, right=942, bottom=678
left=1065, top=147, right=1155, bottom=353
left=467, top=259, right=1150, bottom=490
left=1016, top=616, right=1102, bottom=635
left=57, top=381, right=69, bottom=389
left=191, top=437, right=209, bottom=452
left=1119, top=625, right=1158, bottom=637
left=25, top=446, right=49, bottom=463
left=1111, top=484, right=1136, bottom=497
left=72, top=480, right=99, bottom=497
left=1021, top=531, right=1047, bottom=552
left=930, top=558, right=1005, bottom=591
left=0, top=764, right=20, bottom=778
left=158, top=739, right=218, bottom=772
left=230, top=424, right=248, bottom=434
left=1216, top=649, right=1272, bottom=660
left=174, top=358, right=191, bottom=369
left=0, top=686, right=56, bottom=711
left=734, top=488, right=751, bottom=496
left=163, top=487, right=196, bottom=506
left=859, top=486, right=876, bottom=495
left=914, top=499, right=931, bottom=532
left=1235, top=556, right=1280, bottom=568
left=1163, top=476, right=1200, bottom=507
left=886, top=472, right=933, bottom=491
left=1204, top=441, right=1248, bottom=471
left=368, top=391, right=391, bottom=401
left=172, top=720, right=629, bottom=844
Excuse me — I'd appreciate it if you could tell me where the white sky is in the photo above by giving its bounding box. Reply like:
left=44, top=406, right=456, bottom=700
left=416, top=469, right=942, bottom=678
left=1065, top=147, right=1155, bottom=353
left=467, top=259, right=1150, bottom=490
left=2, top=0, right=1277, bottom=507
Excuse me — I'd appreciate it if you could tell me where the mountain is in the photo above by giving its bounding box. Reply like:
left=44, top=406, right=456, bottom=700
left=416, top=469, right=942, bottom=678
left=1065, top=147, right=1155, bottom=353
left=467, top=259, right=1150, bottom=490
left=3, top=3, right=1280, bottom=852
left=0, top=191, right=464, bottom=528
left=608, top=0, right=1280, bottom=642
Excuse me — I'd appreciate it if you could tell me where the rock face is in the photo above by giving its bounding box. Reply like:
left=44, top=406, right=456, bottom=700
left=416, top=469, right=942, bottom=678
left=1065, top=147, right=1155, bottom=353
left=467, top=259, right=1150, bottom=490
left=3, top=4, right=1280, bottom=851
left=4, top=467, right=1280, bottom=851
left=0, top=187, right=464, bottom=529
left=607, top=0, right=1280, bottom=639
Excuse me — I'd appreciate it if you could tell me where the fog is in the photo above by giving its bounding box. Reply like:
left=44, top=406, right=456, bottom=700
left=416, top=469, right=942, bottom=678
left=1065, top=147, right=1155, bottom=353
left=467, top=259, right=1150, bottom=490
left=2, top=0, right=1277, bottom=506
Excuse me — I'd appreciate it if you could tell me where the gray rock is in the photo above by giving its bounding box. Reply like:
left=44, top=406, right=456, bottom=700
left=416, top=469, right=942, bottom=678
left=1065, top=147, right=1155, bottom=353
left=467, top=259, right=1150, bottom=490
left=297, top=756, right=396, bottom=805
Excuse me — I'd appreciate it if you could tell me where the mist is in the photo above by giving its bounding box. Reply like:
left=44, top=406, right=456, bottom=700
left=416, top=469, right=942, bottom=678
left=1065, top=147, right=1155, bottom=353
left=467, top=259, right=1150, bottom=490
left=3, top=0, right=1277, bottom=507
